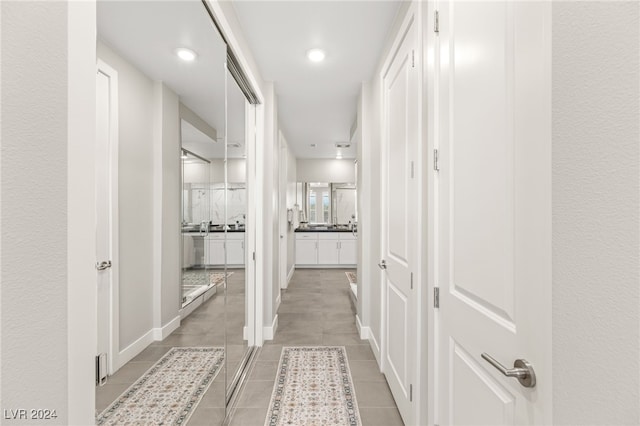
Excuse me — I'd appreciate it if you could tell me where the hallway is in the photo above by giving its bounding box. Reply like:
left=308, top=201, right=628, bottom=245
left=224, top=269, right=403, bottom=426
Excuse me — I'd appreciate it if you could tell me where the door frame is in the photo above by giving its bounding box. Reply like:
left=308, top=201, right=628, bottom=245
left=378, top=2, right=425, bottom=424
left=96, top=59, right=120, bottom=375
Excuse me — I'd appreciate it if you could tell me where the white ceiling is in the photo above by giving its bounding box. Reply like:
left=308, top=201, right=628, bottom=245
left=97, top=0, right=246, bottom=160
left=232, top=1, right=402, bottom=159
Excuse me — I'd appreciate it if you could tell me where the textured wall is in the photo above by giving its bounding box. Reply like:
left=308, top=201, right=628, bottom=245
left=552, top=2, right=640, bottom=423
left=1, top=2, right=69, bottom=423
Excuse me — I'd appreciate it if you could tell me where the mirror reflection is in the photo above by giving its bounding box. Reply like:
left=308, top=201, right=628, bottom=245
left=95, top=1, right=252, bottom=423
left=297, top=182, right=357, bottom=229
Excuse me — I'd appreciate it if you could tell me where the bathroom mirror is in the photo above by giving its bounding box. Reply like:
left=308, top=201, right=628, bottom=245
left=296, top=182, right=357, bottom=225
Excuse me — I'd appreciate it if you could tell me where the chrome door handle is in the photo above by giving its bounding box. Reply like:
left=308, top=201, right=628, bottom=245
left=378, top=259, right=387, bottom=270
left=481, top=353, right=536, bottom=388
left=96, top=260, right=112, bottom=271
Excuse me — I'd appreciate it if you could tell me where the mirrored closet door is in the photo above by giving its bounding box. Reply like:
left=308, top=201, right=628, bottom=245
left=95, top=1, right=255, bottom=423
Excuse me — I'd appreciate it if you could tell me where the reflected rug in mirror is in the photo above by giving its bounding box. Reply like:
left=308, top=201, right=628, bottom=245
left=265, top=346, right=362, bottom=426
left=96, top=347, right=224, bottom=426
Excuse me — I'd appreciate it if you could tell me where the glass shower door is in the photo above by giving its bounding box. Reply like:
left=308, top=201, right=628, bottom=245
left=181, top=150, right=213, bottom=306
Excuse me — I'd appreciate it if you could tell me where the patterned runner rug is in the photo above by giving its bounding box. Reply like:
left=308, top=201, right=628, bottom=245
left=97, top=347, right=224, bottom=426
left=345, top=271, right=357, bottom=284
left=265, top=346, right=362, bottom=426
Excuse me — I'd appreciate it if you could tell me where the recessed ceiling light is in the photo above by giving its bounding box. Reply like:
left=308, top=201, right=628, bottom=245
left=336, top=151, right=343, bottom=160
left=307, top=48, right=326, bottom=63
left=175, top=47, right=197, bottom=62
left=310, top=144, right=317, bottom=148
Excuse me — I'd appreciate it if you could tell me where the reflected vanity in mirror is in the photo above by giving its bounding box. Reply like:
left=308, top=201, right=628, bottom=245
left=95, top=1, right=256, bottom=424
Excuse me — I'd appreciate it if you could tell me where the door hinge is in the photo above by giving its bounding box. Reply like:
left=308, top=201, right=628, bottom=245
left=410, top=272, right=413, bottom=290
left=409, top=384, right=413, bottom=402
left=434, top=287, right=440, bottom=308
left=433, top=149, right=439, bottom=171
left=410, top=161, right=414, bottom=178
left=252, top=252, right=256, bottom=261
left=434, top=10, right=440, bottom=34
left=411, top=50, right=415, bottom=68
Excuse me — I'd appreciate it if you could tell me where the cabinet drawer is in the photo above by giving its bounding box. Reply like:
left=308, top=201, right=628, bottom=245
left=295, top=232, right=318, bottom=240
left=207, top=233, right=225, bottom=240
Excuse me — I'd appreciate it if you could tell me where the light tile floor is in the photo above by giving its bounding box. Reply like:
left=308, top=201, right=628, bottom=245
left=225, top=268, right=404, bottom=426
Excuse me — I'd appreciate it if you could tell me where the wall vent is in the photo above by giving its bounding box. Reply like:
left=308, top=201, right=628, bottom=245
left=335, top=142, right=351, bottom=149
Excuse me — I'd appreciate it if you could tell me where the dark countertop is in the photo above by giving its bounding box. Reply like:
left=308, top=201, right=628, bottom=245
left=182, top=229, right=245, bottom=233
left=295, top=227, right=354, bottom=233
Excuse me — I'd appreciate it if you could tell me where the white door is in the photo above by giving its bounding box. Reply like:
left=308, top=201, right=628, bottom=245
left=381, top=17, right=418, bottom=425
left=96, top=60, right=119, bottom=377
left=435, top=2, right=551, bottom=424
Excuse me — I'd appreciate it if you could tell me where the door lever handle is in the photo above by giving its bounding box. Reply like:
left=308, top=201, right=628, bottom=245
left=378, top=259, right=387, bottom=270
left=481, top=353, right=536, bottom=388
left=96, top=260, right=112, bottom=271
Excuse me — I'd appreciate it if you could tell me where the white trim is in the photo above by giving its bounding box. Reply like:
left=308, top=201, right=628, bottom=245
left=286, top=265, right=295, bottom=285
left=115, top=329, right=155, bottom=371
left=356, top=315, right=370, bottom=340
left=369, top=328, right=382, bottom=367
left=153, top=316, right=181, bottom=341
left=275, top=293, right=281, bottom=312
left=245, top=102, right=258, bottom=347
left=68, top=2, right=97, bottom=422
left=263, top=314, right=279, bottom=340
left=294, top=264, right=357, bottom=269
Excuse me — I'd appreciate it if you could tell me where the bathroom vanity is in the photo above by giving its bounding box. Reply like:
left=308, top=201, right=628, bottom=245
left=294, top=229, right=357, bottom=267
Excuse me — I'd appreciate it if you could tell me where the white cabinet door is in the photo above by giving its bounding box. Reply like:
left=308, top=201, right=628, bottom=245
left=226, top=240, right=244, bottom=265
left=436, top=2, right=551, bottom=424
left=295, top=240, right=318, bottom=265
left=339, top=240, right=357, bottom=265
left=206, top=240, right=225, bottom=266
left=318, top=240, right=340, bottom=265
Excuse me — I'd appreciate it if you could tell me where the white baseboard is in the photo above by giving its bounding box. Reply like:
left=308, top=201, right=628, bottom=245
left=116, top=329, right=155, bottom=372
left=356, top=315, right=370, bottom=339
left=287, top=266, right=295, bottom=284
left=154, top=316, right=180, bottom=341
left=370, top=331, right=381, bottom=367
left=275, top=293, right=281, bottom=311
left=263, top=314, right=279, bottom=340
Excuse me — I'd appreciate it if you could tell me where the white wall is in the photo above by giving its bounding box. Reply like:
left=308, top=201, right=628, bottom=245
left=1, top=2, right=70, bottom=422
left=153, top=82, right=181, bottom=328
left=1, top=2, right=97, bottom=423
left=552, top=2, right=639, bottom=423
left=210, top=158, right=246, bottom=183
left=98, top=41, right=155, bottom=350
left=296, top=159, right=356, bottom=183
